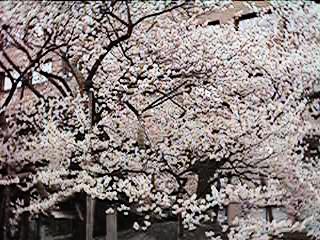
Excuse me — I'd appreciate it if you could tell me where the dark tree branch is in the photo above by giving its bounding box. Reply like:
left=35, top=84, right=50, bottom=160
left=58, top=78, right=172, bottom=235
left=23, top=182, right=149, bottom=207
left=24, top=81, right=44, bottom=99
left=4, top=29, right=33, bottom=62
left=142, top=80, right=188, bottom=113
left=2, top=50, right=22, bottom=75
left=133, top=3, right=185, bottom=27
left=108, top=12, right=129, bottom=26
left=2, top=42, right=68, bottom=108
left=156, top=89, right=186, bottom=117
left=124, top=100, right=140, bottom=117
left=38, top=70, right=73, bottom=97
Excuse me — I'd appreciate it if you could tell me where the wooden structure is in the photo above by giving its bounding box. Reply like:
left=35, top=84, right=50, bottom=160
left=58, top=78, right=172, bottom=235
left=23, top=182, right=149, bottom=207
left=28, top=211, right=77, bottom=240
left=86, top=196, right=95, bottom=240
left=227, top=202, right=241, bottom=226
left=106, top=209, right=117, bottom=240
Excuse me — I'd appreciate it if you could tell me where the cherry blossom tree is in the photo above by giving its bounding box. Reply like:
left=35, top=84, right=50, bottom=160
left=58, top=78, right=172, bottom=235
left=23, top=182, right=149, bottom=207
left=0, top=1, right=320, bottom=240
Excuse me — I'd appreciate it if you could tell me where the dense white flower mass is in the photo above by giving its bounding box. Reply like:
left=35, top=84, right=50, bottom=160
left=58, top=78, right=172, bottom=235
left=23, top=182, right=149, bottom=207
left=0, top=1, right=320, bottom=239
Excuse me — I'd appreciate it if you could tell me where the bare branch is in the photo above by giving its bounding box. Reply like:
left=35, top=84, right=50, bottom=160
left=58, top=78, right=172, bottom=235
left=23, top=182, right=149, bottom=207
left=133, top=3, right=185, bottom=27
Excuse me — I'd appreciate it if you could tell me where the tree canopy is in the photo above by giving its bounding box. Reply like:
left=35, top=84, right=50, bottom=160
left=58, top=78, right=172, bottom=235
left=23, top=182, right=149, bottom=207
left=1, top=1, right=320, bottom=239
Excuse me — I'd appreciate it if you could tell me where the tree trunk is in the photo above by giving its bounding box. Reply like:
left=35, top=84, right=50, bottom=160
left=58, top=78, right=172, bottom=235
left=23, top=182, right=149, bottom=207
left=196, top=169, right=221, bottom=222
left=85, top=69, right=96, bottom=240
left=1, top=186, right=10, bottom=240
left=74, top=196, right=85, bottom=240
left=177, top=212, right=183, bottom=240
left=196, top=171, right=211, bottom=198
left=19, top=194, right=30, bottom=240
left=1, top=166, right=12, bottom=240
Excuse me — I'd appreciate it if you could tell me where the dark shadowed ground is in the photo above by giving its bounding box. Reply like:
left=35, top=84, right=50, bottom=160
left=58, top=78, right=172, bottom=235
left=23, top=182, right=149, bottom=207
left=96, top=221, right=227, bottom=240
left=95, top=221, right=312, bottom=240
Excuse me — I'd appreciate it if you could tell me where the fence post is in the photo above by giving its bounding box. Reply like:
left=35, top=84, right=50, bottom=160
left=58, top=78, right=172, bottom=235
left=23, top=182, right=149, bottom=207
left=106, top=208, right=117, bottom=240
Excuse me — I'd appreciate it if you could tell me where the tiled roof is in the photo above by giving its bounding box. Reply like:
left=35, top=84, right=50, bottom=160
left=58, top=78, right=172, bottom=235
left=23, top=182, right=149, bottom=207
left=194, top=1, right=272, bottom=25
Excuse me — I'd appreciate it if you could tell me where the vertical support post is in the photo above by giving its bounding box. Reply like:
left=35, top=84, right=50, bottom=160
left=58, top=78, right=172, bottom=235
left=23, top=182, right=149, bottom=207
left=106, top=209, right=117, bottom=240
left=39, top=224, right=46, bottom=240
left=86, top=196, right=95, bottom=240
left=177, top=212, right=183, bottom=240
left=234, top=17, right=240, bottom=31
left=260, top=176, right=273, bottom=222
left=227, top=202, right=241, bottom=226
left=266, top=206, right=273, bottom=223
